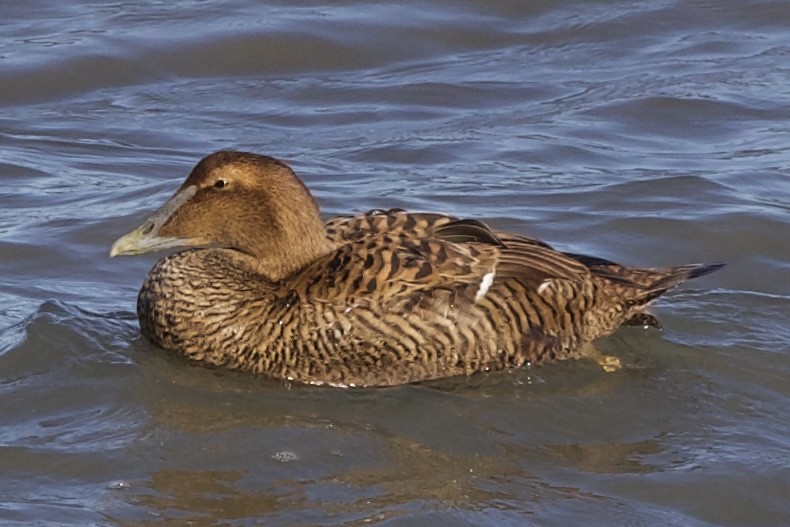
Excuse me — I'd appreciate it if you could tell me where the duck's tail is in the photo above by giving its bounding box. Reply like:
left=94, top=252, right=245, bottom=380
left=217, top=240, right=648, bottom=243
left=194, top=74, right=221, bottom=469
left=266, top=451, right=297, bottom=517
left=566, top=253, right=725, bottom=292
left=564, top=253, right=724, bottom=327
left=622, top=262, right=724, bottom=329
left=641, top=262, right=726, bottom=294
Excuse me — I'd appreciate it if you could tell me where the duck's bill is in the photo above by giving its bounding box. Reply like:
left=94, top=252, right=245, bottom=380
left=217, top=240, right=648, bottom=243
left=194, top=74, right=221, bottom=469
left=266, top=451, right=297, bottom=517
left=109, top=225, right=196, bottom=257
left=109, top=185, right=199, bottom=257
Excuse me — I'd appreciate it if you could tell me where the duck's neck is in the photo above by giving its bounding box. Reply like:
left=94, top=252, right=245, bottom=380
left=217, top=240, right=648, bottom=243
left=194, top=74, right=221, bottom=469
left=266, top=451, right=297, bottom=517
left=245, top=207, right=334, bottom=282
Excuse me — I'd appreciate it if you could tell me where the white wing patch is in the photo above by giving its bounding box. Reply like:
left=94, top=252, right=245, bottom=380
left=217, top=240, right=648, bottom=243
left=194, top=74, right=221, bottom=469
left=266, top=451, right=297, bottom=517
left=475, top=270, right=496, bottom=302
left=537, top=280, right=551, bottom=295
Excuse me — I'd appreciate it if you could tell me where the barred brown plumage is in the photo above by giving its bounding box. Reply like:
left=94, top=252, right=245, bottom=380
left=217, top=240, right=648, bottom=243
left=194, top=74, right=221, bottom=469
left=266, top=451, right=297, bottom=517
left=111, top=151, right=724, bottom=387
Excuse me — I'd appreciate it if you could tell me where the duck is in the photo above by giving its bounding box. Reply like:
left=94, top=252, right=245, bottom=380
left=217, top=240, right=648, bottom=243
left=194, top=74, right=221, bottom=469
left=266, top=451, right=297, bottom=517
left=110, top=151, right=723, bottom=387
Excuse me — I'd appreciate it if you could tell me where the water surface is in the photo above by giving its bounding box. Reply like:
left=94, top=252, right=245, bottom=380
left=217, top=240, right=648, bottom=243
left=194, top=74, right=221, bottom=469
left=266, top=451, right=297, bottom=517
left=1, top=1, right=788, bottom=526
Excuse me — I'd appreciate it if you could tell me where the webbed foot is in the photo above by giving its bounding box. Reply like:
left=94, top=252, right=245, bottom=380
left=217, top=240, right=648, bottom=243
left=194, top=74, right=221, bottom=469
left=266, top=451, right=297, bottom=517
left=581, top=343, right=622, bottom=373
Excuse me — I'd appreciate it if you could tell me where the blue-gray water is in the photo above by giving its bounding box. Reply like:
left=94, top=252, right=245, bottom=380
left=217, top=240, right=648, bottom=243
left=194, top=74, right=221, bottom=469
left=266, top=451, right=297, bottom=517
left=1, top=1, right=788, bottom=526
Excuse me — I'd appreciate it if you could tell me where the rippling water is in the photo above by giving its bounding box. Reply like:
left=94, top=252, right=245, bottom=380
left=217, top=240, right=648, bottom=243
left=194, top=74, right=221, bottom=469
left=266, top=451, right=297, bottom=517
left=1, top=1, right=788, bottom=525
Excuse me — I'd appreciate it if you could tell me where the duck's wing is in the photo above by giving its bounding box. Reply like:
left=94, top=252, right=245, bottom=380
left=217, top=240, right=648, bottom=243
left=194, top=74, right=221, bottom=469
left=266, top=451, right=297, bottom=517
left=492, top=233, right=591, bottom=289
left=295, top=227, right=500, bottom=304
left=325, top=208, right=706, bottom=297
left=311, top=210, right=599, bottom=304
left=319, top=209, right=504, bottom=302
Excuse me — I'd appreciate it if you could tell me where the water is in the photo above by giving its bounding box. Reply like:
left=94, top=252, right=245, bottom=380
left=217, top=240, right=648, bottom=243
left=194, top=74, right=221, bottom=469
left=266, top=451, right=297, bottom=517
left=1, top=1, right=788, bottom=525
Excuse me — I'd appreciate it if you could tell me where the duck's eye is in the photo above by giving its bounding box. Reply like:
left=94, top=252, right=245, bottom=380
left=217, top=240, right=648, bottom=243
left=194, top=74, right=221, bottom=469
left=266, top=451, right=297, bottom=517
left=214, top=179, right=228, bottom=189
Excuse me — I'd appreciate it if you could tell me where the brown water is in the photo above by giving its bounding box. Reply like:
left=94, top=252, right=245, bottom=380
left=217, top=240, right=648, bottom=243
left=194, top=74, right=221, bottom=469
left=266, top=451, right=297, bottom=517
left=1, top=1, right=788, bottom=525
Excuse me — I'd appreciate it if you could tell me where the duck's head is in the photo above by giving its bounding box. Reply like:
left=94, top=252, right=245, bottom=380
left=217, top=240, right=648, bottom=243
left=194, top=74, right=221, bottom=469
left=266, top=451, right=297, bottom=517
left=110, top=151, right=333, bottom=280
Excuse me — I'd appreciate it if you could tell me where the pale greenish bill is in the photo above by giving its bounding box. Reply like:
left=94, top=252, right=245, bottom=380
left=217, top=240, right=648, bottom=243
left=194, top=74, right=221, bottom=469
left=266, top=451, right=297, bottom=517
left=110, top=185, right=199, bottom=257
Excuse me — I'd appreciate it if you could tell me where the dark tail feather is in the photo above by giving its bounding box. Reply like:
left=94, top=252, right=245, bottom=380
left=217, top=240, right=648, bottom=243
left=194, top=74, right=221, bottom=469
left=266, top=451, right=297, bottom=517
left=684, top=262, right=726, bottom=280
left=640, top=262, right=725, bottom=299
left=567, top=252, right=725, bottom=290
left=624, top=262, right=724, bottom=324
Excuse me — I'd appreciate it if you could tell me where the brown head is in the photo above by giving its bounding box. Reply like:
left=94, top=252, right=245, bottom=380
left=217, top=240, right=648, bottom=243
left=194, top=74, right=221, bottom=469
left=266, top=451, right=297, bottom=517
left=110, top=151, right=333, bottom=280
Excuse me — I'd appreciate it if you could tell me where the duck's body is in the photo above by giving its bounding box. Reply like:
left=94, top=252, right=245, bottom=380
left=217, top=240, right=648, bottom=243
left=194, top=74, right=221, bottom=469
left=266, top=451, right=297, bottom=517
left=111, top=151, right=722, bottom=387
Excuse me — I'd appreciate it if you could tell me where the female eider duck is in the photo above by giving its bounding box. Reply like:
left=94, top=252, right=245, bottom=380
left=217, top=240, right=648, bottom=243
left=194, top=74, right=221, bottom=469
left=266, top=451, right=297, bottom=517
left=110, top=151, right=723, bottom=387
